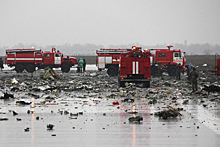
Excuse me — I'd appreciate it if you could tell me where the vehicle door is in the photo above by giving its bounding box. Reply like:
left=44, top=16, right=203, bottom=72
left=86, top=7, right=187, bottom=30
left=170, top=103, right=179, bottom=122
left=54, top=53, right=61, bottom=64
left=173, top=52, right=182, bottom=65
left=43, top=53, right=53, bottom=65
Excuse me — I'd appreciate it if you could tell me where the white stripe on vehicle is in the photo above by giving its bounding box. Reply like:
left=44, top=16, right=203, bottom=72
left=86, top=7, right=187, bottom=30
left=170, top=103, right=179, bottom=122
left=136, top=61, right=139, bottom=74
left=7, top=58, right=42, bottom=60
left=133, top=61, right=135, bottom=74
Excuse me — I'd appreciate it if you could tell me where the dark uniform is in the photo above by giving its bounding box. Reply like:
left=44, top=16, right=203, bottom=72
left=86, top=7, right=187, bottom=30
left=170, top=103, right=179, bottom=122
left=176, top=64, right=181, bottom=80
left=0, top=58, right=3, bottom=70
left=186, top=65, right=191, bottom=83
left=83, top=59, right=86, bottom=72
left=158, top=62, right=163, bottom=79
left=190, top=67, right=199, bottom=92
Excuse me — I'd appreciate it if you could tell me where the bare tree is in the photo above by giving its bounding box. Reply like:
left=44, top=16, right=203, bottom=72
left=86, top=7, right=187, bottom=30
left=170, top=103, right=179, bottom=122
left=203, top=49, right=212, bottom=55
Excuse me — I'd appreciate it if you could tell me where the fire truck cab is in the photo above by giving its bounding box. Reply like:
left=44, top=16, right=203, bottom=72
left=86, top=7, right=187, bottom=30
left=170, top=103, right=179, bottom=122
left=118, top=47, right=151, bottom=87
left=6, top=47, right=76, bottom=73
left=215, top=53, right=220, bottom=77
left=149, top=45, right=186, bottom=76
left=96, top=48, right=128, bottom=76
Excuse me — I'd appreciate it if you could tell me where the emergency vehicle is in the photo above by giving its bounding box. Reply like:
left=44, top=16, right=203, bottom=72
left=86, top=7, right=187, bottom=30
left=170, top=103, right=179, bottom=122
left=5, top=47, right=77, bottom=73
left=215, top=53, right=220, bottom=77
left=118, top=47, right=151, bottom=87
left=96, top=48, right=128, bottom=76
left=148, top=45, right=186, bottom=76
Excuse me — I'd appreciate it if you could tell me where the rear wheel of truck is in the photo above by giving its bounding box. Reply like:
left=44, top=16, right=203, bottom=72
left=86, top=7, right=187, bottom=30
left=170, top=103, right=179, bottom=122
left=151, top=66, right=158, bottom=76
left=15, top=64, right=24, bottom=73
left=26, top=64, right=35, bottom=73
left=167, top=66, right=176, bottom=76
left=107, top=66, right=118, bottom=76
left=61, top=64, right=70, bottom=73
left=143, top=81, right=150, bottom=88
left=119, top=81, right=125, bottom=87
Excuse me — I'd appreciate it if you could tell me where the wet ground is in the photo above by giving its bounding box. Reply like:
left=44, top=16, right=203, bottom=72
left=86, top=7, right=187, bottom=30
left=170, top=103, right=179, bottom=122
left=0, top=65, right=220, bottom=147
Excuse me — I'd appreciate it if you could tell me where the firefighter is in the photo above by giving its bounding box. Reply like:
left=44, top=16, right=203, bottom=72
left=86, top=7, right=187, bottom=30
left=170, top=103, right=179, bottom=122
left=83, top=59, right=86, bottom=72
left=186, top=65, right=191, bottom=82
left=78, top=58, right=84, bottom=73
left=158, top=62, right=163, bottom=79
left=176, top=63, right=181, bottom=80
left=190, top=67, right=199, bottom=92
left=0, top=57, right=3, bottom=70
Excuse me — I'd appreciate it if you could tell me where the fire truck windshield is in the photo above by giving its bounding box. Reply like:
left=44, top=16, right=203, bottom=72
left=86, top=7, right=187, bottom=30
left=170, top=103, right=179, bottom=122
left=55, top=53, right=61, bottom=57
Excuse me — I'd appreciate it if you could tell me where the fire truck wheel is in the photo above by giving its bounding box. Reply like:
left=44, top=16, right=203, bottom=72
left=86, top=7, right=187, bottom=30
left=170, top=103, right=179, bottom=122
left=119, top=81, right=125, bottom=87
left=151, top=66, right=158, bottom=76
left=15, top=64, right=24, bottom=73
left=167, top=66, right=176, bottom=76
left=61, top=64, right=70, bottom=73
left=107, top=67, right=118, bottom=76
left=26, top=64, right=35, bottom=73
left=143, top=81, right=150, bottom=88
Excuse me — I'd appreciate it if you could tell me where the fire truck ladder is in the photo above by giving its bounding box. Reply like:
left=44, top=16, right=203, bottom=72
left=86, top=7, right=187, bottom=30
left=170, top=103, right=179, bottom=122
left=6, top=49, right=41, bottom=53
left=96, top=49, right=128, bottom=54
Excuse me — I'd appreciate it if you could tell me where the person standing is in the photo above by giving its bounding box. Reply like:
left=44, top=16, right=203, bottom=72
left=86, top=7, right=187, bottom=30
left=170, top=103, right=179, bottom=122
left=157, top=62, right=163, bottom=79
left=190, top=67, right=199, bottom=92
left=0, top=58, right=3, bottom=70
left=83, top=59, right=86, bottom=72
left=186, top=65, right=191, bottom=83
left=176, top=64, right=181, bottom=80
left=78, top=58, right=84, bottom=73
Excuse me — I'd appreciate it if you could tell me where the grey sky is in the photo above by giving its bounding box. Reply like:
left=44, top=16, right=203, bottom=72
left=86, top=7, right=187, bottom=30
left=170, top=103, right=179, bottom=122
left=0, top=0, right=220, bottom=48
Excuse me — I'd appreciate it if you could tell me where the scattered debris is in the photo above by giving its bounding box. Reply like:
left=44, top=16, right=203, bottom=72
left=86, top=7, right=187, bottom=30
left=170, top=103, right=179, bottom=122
left=16, top=99, right=32, bottom=105
left=154, top=106, right=183, bottom=119
left=0, top=118, right=9, bottom=121
left=24, top=127, right=30, bottom=132
left=128, top=116, right=143, bottom=122
left=47, top=124, right=55, bottom=130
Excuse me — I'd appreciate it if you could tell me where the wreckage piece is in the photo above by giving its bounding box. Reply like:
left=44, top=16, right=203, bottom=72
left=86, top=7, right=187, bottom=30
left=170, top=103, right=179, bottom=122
left=0, top=118, right=9, bottom=121
left=113, top=101, right=119, bottom=105
left=16, top=99, right=32, bottom=105
left=154, top=106, right=183, bottom=119
left=1, top=93, right=14, bottom=99
left=10, top=87, right=20, bottom=92
left=42, top=66, right=62, bottom=80
left=24, top=127, right=30, bottom=132
left=203, top=84, right=220, bottom=95
left=47, top=124, right=55, bottom=130
left=123, top=98, right=134, bottom=103
left=128, top=116, right=143, bottom=122
left=12, top=111, right=18, bottom=116
left=127, top=111, right=138, bottom=114
left=182, top=100, right=189, bottom=105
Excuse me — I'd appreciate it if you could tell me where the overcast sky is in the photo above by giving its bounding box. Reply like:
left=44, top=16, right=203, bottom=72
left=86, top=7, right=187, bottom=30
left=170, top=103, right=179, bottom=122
left=0, top=0, right=220, bottom=48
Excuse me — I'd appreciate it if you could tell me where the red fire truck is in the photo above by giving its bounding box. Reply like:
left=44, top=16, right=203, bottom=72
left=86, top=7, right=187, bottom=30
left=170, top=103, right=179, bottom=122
left=215, top=53, right=220, bottom=77
left=118, top=47, right=151, bottom=87
left=148, top=45, right=186, bottom=76
left=5, top=47, right=77, bottom=73
left=96, top=48, right=128, bottom=76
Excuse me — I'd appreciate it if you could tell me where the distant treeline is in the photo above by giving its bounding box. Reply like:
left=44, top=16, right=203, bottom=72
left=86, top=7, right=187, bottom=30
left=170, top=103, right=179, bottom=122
left=0, top=43, right=219, bottom=56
